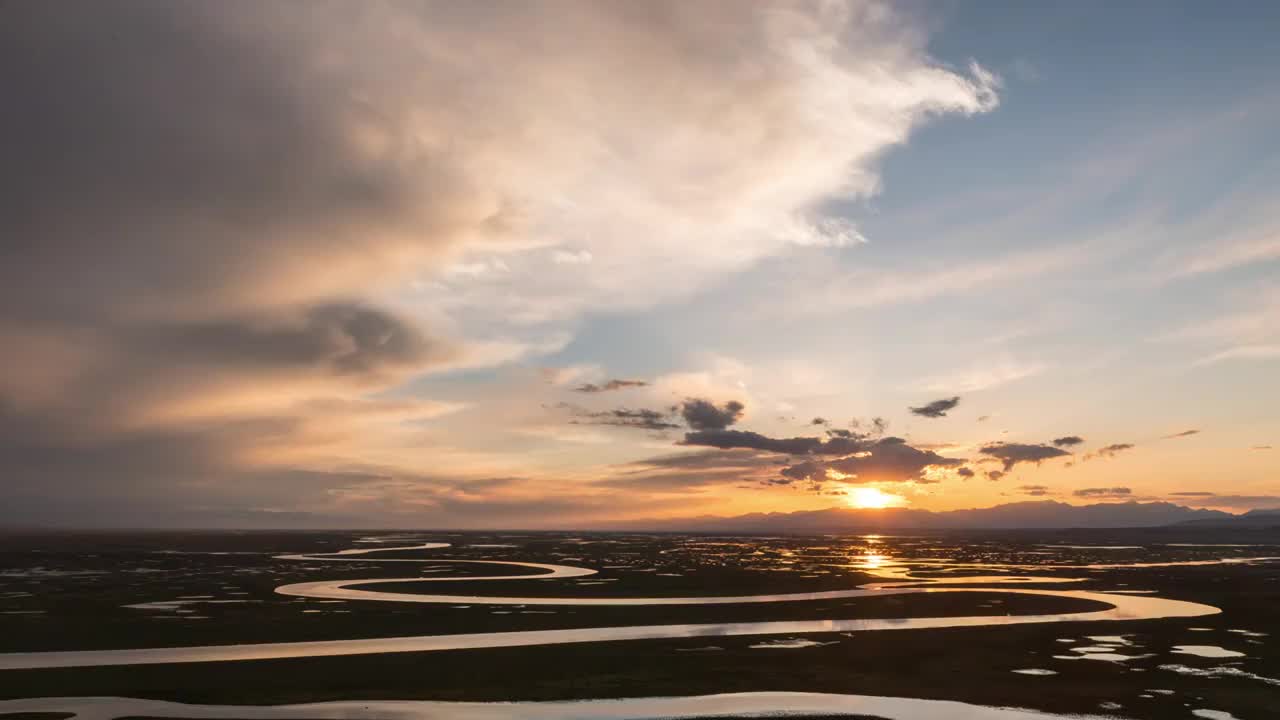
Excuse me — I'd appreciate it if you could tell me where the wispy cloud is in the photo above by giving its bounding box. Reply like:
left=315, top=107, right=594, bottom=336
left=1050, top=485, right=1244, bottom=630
left=1085, top=443, right=1136, bottom=461
left=1192, top=344, right=1280, bottom=366
left=918, top=358, right=1047, bottom=394
left=1074, top=487, right=1132, bottom=499
left=572, top=379, right=649, bottom=393
left=1157, top=234, right=1280, bottom=282
left=807, top=242, right=1092, bottom=312
left=1166, top=492, right=1280, bottom=510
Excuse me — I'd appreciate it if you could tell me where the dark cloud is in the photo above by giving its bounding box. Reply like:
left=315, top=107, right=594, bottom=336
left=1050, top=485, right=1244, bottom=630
left=674, top=417, right=960, bottom=485
left=1162, top=429, right=1201, bottom=439
left=680, top=399, right=745, bottom=431
left=1018, top=484, right=1050, bottom=496
left=627, top=448, right=786, bottom=472
left=572, top=379, right=649, bottom=393
left=0, top=3, right=484, bottom=524
left=1, top=4, right=478, bottom=325
left=811, top=417, right=829, bottom=426
left=0, top=405, right=382, bottom=528
left=1073, top=487, right=1132, bottom=498
left=564, top=396, right=743, bottom=433
left=604, top=449, right=786, bottom=491
left=1169, top=491, right=1217, bottom=497
left=682, top=430, right=824, bottom=456
left=857, top=417, right=890, bottom=435
left=829, top=418, right=888, bottom=438
left=681, top=424, right=888, bottom=458
left=778, top=437, right=961, bottom=485
left=986, top=470, right=1006, bottom=481
left=132, top=303, right=440, bottom=378
left=1052, top=435, right=1085, bottom=447
left=909, top=396, right=960, bottom=418
left=1087, top=442, right=1135, bottom=460
left=979, top=442, right=1071, bottom=471
left=956, top=467, right=975, bottom=478
left=569, top=407, right=679, bottom=431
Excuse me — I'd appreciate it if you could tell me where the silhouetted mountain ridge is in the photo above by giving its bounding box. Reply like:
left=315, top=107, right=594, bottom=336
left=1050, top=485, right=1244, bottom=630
left=1173, top=508, right=1280, bottom=529
left=615, top=500, right=1235, bottom=531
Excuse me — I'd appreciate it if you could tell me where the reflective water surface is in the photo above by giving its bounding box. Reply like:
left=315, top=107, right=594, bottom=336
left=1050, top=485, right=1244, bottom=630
left=2, top=533, right=1277, bottom=720
left=0, top=692, right=1127, bottom=720
left=0, top=541, right=1230, bottom=670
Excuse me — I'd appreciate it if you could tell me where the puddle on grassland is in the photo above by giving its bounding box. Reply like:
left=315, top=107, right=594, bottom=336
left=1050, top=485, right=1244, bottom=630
left=1171, top=645, right=1245, bottom=658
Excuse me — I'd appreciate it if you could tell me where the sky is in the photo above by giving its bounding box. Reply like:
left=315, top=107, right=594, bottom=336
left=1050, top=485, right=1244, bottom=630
left=2, top=1, right=1277, bottom=529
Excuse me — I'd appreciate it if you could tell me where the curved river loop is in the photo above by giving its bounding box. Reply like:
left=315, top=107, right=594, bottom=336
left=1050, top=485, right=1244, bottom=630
left=2, top=540, right=1275, bottom=720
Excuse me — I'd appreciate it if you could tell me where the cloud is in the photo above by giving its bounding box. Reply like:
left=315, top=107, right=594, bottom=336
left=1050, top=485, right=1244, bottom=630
left=1162, top=429, right=1201, bottom=439
left=400, top=1, right=1001, bottom=330
left=918, top=359, right=1046, bottom=394
left=2, top=2, right=543, bottom=524
left=132, top=304, right=442, bottom=379
left=563, top=396, right=745, bottom=434
left=1053, top=436, right=1085, bottom=447
left=979, top=442, right=1072, bottom=471
left=1254, top=445, right=1274, bottom=451
left=1018, top=484, right=1051, bottom=496
left=956, top=467, right=975, bottom=478
left=1169, top=491, right=1217, bottom=497
left=1158, top=236, right=1280, bottom=281
left=680, top=399, right=746, bottom=431
left=852, top=417, right=891, bottom=436
left=605, top=449, right=787, bottom=491
left=805, top=242, right=1089, bottom=312
left=1193, top=344, right=1280, bottom=366
left=551, top=249, right=593, bottom=266
left=565, top=405, right=680, bottom=431
left=1073, top=487, right=1133, bottom=498
left=671, top=408, right=961, bottom=485
left=1155, top=285, right=1280, bottom=345
left=628, top=448, right=785, bottom=472
left=1086, top=442, right=1135, bottom=460
left=682, top=430, right=825, bottom=456
left=909, top=396, right=961, bottom=418
left=1168, top=494, right=1280, bottom=510
left=1156, top=285, right=1280, bottom=369
left=572, top=379, right=649, bottom=393
left=1, top=2, right=1000, bottom=525
left=986, top=470, right=1006, bottom=482
left=779, top=437, right=962, bottom=485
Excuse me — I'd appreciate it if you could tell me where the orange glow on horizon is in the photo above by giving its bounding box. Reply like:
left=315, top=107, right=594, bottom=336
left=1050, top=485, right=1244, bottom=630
left=845, top=487, right=905, bottom=509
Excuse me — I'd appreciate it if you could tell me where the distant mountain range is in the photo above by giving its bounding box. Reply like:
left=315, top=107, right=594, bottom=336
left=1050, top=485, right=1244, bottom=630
left=1173, top=508, right=1280, bottom=529
left=612, top=501, right=1255, bottom=532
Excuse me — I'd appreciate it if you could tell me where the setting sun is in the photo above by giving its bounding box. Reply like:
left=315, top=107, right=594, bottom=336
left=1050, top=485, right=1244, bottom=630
left=846, top=487, right=904, bottom=509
